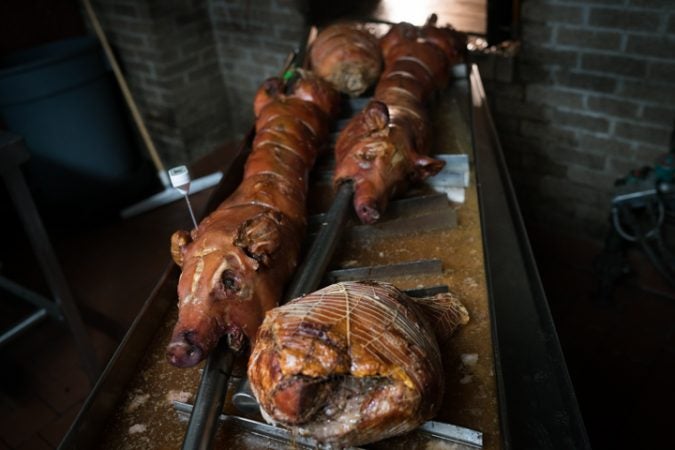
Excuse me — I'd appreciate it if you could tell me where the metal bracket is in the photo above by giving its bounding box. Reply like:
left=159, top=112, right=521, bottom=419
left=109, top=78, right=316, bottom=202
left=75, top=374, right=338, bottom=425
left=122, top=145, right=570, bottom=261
left=173, top=401, right=483, bottom=449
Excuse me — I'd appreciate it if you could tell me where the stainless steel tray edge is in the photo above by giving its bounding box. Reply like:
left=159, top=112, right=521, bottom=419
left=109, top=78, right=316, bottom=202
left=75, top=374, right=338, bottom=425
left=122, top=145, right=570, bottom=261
left=469, top=64, right=591, bottom=450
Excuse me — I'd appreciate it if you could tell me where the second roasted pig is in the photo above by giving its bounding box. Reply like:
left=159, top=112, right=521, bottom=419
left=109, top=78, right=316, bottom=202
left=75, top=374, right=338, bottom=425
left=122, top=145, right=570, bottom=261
left=333, top=17, right=466, bottom=224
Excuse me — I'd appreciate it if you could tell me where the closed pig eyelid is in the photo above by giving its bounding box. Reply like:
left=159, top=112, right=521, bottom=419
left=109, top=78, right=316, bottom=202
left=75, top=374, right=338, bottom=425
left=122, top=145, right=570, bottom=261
left=211, top=260, right=231, bottom=287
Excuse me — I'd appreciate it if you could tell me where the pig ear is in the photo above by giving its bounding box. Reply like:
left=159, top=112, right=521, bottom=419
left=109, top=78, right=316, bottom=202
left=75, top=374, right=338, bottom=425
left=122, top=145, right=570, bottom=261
left=412, top=154, right=445, bottom=181
left=171, top=230, right=192, bottom=267
left=234, top=213, right=281, bottom=268
left=363, top=101, right=390, bottom=132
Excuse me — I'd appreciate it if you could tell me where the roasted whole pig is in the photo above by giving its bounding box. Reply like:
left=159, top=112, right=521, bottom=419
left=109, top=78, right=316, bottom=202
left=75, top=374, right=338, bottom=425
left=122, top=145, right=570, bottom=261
left=333, top=16, right=466, bottom=224
left=166, top=71, right=340, bottom=368
left=309, top=22, right=382, bottom=97
left=248, top=281, right=469, bottom=447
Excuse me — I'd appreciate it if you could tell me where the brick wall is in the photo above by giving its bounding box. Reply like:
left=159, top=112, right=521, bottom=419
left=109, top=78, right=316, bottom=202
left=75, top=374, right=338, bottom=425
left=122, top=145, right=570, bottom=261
left=209, top=0, right=308, bottom=137
left=479, top=0, right=675, bottom=238
left=88, top=0, right=307, bottom=167
left=89, top=0, right=234, bottom=167
left=86, top=1, right=675, bottom=238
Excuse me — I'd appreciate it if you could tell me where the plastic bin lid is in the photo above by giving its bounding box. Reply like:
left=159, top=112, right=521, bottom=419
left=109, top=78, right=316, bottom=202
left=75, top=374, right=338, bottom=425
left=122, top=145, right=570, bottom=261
left=0, top=35, right=107, bottom=107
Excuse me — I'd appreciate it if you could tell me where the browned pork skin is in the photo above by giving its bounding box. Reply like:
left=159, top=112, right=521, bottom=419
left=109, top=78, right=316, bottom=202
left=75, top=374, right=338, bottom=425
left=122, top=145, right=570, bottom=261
left=309, top=22, right=382, bottom=96
left=166, top=71, right=339, bottom=368
left=334, top=100, right=443, bottom=223
left=333, top=17, right=464, bottom=224
left=248, top=281, right=469, bottom=447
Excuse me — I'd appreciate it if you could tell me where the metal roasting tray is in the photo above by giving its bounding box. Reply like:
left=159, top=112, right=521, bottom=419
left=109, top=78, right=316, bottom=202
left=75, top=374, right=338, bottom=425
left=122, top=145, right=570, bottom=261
left=59, top=42, right=590, bottom=449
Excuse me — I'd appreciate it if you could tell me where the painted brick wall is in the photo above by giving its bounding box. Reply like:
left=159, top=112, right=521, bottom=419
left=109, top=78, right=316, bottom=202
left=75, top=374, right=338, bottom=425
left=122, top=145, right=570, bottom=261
left=479, top=0, right=675, bottom=238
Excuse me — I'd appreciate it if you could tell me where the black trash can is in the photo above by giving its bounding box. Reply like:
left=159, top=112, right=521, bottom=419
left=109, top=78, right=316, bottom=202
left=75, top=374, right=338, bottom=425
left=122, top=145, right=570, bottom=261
left=0, top=35, right=154, bottom=225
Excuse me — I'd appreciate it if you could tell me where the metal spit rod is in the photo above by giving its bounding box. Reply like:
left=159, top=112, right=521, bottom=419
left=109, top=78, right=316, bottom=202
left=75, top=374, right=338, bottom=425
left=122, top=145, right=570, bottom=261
left=180, top=181, right=354, bottom=449
left=174, top=401, right=483, bottom=449
left=286, top=181, right=355, bottom=298
left=181, top=342, right=234, bottom=450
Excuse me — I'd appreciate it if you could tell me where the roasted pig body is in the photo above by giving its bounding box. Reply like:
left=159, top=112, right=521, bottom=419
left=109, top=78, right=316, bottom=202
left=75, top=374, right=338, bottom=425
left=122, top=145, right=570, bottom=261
left=333, top=17, right=466, bottom=224
left=309, top=22, right=382, bottom=97
left=166, top=71, right=340, bottom=368
left=248, top=281, right=469, bottom=447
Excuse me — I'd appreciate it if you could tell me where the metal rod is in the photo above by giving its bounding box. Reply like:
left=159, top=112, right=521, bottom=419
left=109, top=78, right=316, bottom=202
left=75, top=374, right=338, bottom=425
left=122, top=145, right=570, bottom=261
left=326, top=258, right=443, bottom=283
left=0, top=134, right=100, bottom=382
left=183, top=194, right=199, bottom=229
left=286, top=181, right=354, bottom=298
left=174, top=401, right=363, bottom=449
left=0, top=275, right=63, bottom=319
left=181, top=341, right=234, bottom=450
left=174, top=401, right=483, bottom=449
left=0, top=309, right=48, bottom=347
left=418, top=420, right=483, bottom=448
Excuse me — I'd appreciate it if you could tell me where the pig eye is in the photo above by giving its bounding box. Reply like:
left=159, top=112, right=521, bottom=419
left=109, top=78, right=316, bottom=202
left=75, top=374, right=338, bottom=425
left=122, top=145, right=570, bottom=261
left=220, top=270, right=240, bottom=294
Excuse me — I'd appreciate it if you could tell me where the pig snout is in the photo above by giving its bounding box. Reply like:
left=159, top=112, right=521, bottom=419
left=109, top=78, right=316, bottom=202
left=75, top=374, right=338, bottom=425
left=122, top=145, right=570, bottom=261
left=166, top=331, right=205, bottom=368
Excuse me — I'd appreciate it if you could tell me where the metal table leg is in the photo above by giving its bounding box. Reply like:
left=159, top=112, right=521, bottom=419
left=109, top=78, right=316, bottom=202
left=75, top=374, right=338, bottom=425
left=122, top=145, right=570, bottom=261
left=0, top=132, right=100, bottom=382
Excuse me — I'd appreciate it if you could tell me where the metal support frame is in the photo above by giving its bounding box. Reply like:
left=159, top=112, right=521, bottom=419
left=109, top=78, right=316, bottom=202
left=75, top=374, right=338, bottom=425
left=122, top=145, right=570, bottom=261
left=0, top=132, right=100, bottom=382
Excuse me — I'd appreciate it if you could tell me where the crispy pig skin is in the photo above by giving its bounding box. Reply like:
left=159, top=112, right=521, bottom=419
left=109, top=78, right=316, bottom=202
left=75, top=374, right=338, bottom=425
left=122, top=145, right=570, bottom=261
left=167, top=72, right=339, bottom=368
left=381, top=14, right=466, bottom=66
left=333, top=17, right=466, bottom=224
left=291, top=69, right=343, bottom=118
left=248, top=281, right=469, bottom=447
left=309, top=23, right=382, bottom=96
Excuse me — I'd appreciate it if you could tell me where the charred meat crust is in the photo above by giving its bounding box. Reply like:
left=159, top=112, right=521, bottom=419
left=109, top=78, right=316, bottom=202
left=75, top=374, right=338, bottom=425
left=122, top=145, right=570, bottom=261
left=309, top=23, right=382, bottom=97
left=248, top=281, right=467, bottom=447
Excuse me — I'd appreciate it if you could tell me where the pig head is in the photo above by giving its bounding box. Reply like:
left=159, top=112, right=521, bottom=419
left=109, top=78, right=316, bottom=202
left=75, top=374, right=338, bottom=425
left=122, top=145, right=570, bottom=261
left=334, top=101, right=443, bottom=224
left=166, top=204, right=301, bottom=368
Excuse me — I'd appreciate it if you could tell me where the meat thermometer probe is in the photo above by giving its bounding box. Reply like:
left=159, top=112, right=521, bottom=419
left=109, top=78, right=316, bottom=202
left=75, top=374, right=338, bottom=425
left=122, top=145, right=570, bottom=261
left=169, top=165, right=199, bottom=229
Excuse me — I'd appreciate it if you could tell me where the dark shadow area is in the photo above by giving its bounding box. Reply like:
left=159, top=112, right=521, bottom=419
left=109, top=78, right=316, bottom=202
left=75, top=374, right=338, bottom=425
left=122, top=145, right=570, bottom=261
left=305, top=0, right=382, bottom=26
left=527, top=223, right=675, bottom=450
